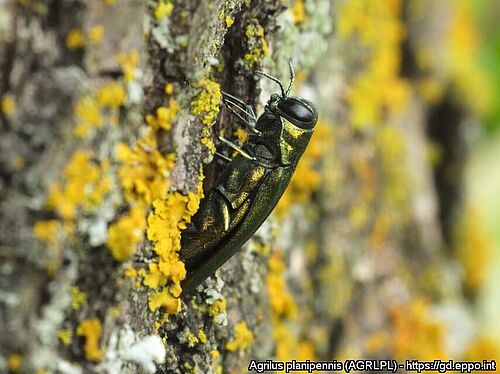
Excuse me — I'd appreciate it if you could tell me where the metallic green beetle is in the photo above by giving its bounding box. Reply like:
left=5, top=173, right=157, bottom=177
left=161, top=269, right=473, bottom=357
left=180, top=65, right=318, bottom=294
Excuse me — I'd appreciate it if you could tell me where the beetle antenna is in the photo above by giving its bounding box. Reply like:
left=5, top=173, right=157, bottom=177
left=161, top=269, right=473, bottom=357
left=285, top=60, right=295, bottom=96
left=255, top=70, right=286, bottom=97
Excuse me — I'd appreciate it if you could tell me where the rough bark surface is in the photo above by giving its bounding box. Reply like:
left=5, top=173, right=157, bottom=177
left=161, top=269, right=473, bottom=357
left=0, top=0, right=491, bottom=373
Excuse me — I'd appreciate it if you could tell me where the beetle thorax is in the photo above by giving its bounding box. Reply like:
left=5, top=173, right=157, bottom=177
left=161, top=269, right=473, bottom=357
left=278, top=117, right=314, bottom=165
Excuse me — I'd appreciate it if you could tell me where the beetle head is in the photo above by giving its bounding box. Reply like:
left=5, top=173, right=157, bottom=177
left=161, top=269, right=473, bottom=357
left=258, top=62, right=318, bottom=130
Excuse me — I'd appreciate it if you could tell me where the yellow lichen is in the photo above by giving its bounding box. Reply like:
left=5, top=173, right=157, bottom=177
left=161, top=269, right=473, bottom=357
left=455, top=206, right=491, bottom=292
left=8, top=353, right=22, bottom=372
left=57, top=329, right=73, bottom=346
left=1, top=94, right=16, bottom=116
left=389, top=299, right=445, bottom=360
left=124, top=265, right=138, bottom=279
left=225, top=15, right=234, bottom=28
left=74, top=96, right=103, bottom=138
left=70, top=286, right=87, bottom=310
left=164, top=83, right=174, bottom=95
left=225, top=321, right=254, bottom=351
left=154, top=0, right=173, bottom=20
left=234, top=128, right=248, bottom=144
left=33, top=220, right=60, bottom=249
left=47, top=151, right=111, bottom=220
left=66, top=28, right=85, bottom=49
left=97, top=82, right=126, bottom=108
left=88, top=25, right=104, bottom=44
left=266, top=247, right=315, bottom=361
left=118, top=50, right=140, bottom=83
left=463, top=336, right=500, bottom=363
left=116, top=138, right=175, bottom=204
left=444, top=1, right=492, bottom=115
left=191, top=78, right=221, bottom=126
left=76, top=319, right=103, bottom=362
left=267, top=251, right=297, bottom=320
left=148, top=288, right=181, bottom=314
left=291, top=0, right=306, bottom=24
left=187, top=333, right=199, bottom=347
left=244, top=24, right=269, bottom=67
left=107, top=205, right=147, bottom=261
left=210, top=349, right=222, bottom=374
left=338, top=0, right=409, bottom=130
left=208, top=297, right=227, bottom=318
left=198, top=330, right=207, bottom=344
left=145, top=181, right=204, bottom=315
left=146, top=100, right=179, bottom=131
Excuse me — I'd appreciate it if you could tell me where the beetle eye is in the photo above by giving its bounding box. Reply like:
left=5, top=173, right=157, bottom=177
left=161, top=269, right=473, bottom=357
left=278, top=98, right=314, bottom=123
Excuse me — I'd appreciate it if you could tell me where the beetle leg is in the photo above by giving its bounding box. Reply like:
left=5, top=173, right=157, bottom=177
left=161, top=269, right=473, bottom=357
left=218, top=136, right=256, bottom=161
left=221, top=91, right=257, bottom=122
left=215, top=151, right=231, bottom=162
left=221, top=91, right=261, bottom=134
left=221, top=93, right=261, bottom=136
left=222, top=102, right=262, bottom=136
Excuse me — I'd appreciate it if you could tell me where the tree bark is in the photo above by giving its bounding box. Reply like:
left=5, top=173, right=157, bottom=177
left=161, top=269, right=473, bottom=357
left=0, top=0, right=492, bottom=373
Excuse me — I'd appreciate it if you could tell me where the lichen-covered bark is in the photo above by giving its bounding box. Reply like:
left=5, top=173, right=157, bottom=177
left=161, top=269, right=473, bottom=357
left=0, top=0, right=496, bottom=373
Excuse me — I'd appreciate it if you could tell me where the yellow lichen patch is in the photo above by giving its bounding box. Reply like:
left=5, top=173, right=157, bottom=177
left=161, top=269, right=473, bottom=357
left=116, top=138, right=175, bottom=204
left=8, top=353, right=22, bottom=372
left=57, top=329, right=73, bottom=346
left=70, top=286, right=87, bottom=310
left=47, top=151, right=111, bottom=220
left=209, top=297, right=227, bottom=318
left=244, top=24, right=269, bottom=67
left=66, top=28, right=85, bottom=49
left=389, top=299, right=445, bottom=360
left=191, top=78, right=221, bottom=154
left=33, top=220, right=60, bottom=249
left=210, top=349, right=221, bottom=374
left=104, top=0, right=116, bottom=5
left=444, top=1, right=492, bottom=115
left=124, top=265, right=138, bottom=279
left=266, top=248, right=315, bottom=361
left=337, top=0, right=409, bottom=130
left=267, top=251, right=297, bottom=320
left=97, top=81, right=126, bottom=109
left=76, top=319, right=103, bottom=362
left=1, top=94, right=16, bottom=117
left=74, top=96, right=103, bottom=138
left=234, top=128, right=248, bottom=144
left=164, top=83, right=174, bottom=95
left=198, top=330, right=207, bottom=344
left=145, top=181, right=204, bottom=315
left=191, top=78, right=222, bottom=126
left=455, top=206, right=491, bottom=292
left=291, top=0, right=306, bottom=25
left=225, top=321, right=254, bottom=352
left=146, top=100, right=179, bottom=131
left=463, top=336, right=500, bottom=364
left=225, top=15, right=234, bottom=28
left=276, top=121, right=333, bottom=217
left=118, top=50, right=140, bottom=83
left=154, top=0, right=173, bottom=20
left=107, top=205, right=147, bottom=261
left=88, top=25, right=104, bottom=44
left=149, top=288, right=181, bottom=314
left=364, top=331, right=390, bottom=354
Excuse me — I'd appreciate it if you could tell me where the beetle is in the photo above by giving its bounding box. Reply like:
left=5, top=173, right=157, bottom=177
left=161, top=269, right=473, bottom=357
left=180, top=63, right=318, bottom=294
